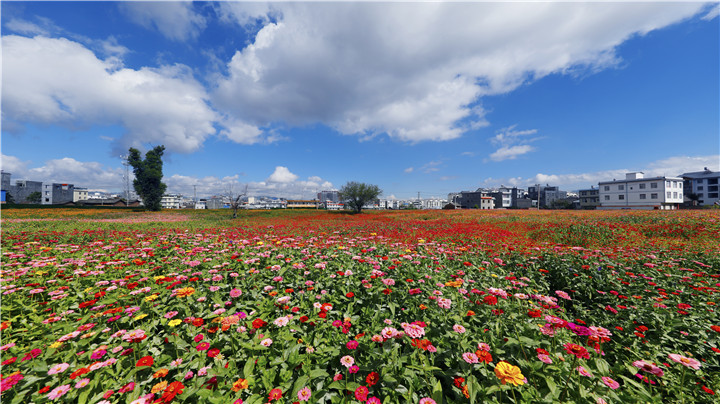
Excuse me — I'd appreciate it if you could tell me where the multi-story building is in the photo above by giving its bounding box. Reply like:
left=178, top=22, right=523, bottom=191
left=578, top=187, right=600, bottom=209
left=528, top=185, right=567, bottom=208
left=680, top=168, right=719, bottom=206
left=317, top=190, right=340, bottom=203
left=452, top=190, right=495, bottom=209
left=160, top=194, right=182, bottom=209
left=42, top=183, right=75, bottom=205
left=488, top=187, right=513, bottom=209
left=73, top=187, right=89, bottom=203
left=598, top=172, right=683, bottom=210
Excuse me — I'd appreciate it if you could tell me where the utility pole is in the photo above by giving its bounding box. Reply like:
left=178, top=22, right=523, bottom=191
left=193, top=185, right=197, bottom=208
left=120, top=155, right=130, bottom=207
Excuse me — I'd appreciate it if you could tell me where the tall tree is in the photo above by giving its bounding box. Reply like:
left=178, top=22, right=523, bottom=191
left=128, top=146, right=167, bottom=211
left=339, top=181, right=382, bottom=213
left=225, top=184, right=248, bottom=219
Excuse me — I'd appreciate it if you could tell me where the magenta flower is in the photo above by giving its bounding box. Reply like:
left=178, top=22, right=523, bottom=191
left=601, top=377, right=619, bottom=390
left=297, top=386, right=311, bottom=401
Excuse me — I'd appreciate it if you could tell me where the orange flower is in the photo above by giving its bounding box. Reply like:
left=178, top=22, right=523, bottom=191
left=175, top=287, right=195, bottom=298
left=151, top=381, right=168, bottom=394
left=153, top=368, right=169, bottom=378
left=494, top=361, right=525, bottom=386
left=232, top=378, right=249, bottom=392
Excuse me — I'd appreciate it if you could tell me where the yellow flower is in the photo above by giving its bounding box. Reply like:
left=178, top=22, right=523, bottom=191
left=168, top=319, right=182, bottom=327
left=144, top=294, right=159, bottom=302
left=175, top=287, right=195, bottom=298
left=494, top=361, right=525, bottom=386
left=134, top=313, right=148, bottom=321
left=49, top=341, right=63, bottom=349
left=232, top=378, right=249, bottom=392
left=151, top=381, right=168, bottom=394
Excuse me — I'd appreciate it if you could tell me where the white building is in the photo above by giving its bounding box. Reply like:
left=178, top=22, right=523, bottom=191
left=680, top=168, right=719, bottom=206
left=73, top=188, right=89, bottom=202
left=161, top=194, right=182, bottom=209
left=598, top=172, right=683, bottom=210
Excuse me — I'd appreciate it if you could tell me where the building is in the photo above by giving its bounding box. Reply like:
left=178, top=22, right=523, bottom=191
left=42, top=183, right=75, bottom=205
left=73, top=187, right=89, bottom=203
left=578, top=187, right=600, bottom=209
left=487, top=187, right=513, bottom=209
left=528, top=185, right=568, bottom=208
left=317, top=190, right=340, bottom=203
left=286, top=200, right=318, bottom=209
left=161, top=194, right=182, bottom=209
left=598, top=172, right=683, bottom=210
left=680, top=168, right=720, bottom=206
left=452, top=190, right=495, bottom=209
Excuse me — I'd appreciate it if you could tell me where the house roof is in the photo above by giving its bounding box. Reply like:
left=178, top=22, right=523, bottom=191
left=680, top=170, right=718, bottom=179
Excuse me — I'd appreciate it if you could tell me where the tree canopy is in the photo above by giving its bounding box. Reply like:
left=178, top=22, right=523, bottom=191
left=128, top=146, right=167, bottom=211
left=338, top=181, right=382, bottom=213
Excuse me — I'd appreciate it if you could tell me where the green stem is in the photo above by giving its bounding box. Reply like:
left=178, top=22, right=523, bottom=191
left=560, top=356, right=577, bottom=402
left=679, top=366, right=687, bottom=404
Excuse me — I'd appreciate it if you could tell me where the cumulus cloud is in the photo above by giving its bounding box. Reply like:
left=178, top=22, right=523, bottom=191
left=267, top=166, right=299, bottom=183
left=404, top=167, right=414, bottom=173
left=1, top=155, right=124, bottom=189
left=2, top=35, right=218, bottom=154
left=119, top=2, right=207, bottom=41
left=4, top=18, right=49, bottom=36
left=483, top=155, right=720, bottom=190
left=213, top=2, right=706, bottom=143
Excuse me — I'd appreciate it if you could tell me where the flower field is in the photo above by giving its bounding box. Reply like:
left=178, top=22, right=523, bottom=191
left=1, top=209, right=719, bottom=403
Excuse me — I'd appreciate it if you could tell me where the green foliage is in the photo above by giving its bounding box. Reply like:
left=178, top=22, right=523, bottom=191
left=26, top=191, right=42, bottom=204
left=128, top=146, right=167, bottom=211
left=338, top=181, right=382, bottom=213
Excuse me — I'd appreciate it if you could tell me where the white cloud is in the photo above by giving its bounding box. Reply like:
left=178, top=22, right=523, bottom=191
left=4, top=18, right=49, bottom=36
left=267, top=166, right=298, bottom=183
left=483, top=155, right=720, bottom=190
left=2, top=35, right=218, bottom=154
left=119, top=2, right=207, bottom=41
left=1, top=155, right=124, bottom=189
left=702, top=4, right=719, bottom=21
left=404, top=167, right=414, bottom=173
left=213, top=2, right=706, bottom=143
left=487, top=125, right=540, bottom=162
left=489, top=145, right=535, bottom=162
left=420, top=161, right=443, bottom=174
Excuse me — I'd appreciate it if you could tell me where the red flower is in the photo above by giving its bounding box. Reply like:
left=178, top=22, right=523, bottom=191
left=366, top=371, right=380, bottom=386
left=454, top=377, right=465, bottom=388
left=527, top=309, right=542, bottom=318
left=711, top=325, right=720, bottom=333
left=136, top=356, right=154, bottom=367
left=476, top=349, right=493, bottom=364
left=252, top=319, right=267, bottom=329
left=346, top=292, right=355, bottom=298
left=207, top=348, right=220, bottom=358
left=354, top=385, right=369, bottom=402
left=161, top=381, right=184, bottom=403
left=564, top=343, right=590, bottom=359
left=483, top=295, right=497, bottom=305
left=192, top=318, right=204, bottom=327
left=268, top=388, right=283, bottom=401
left=702, top=385, right=715, bottom=395
left=38, top=386, right=51, bottom=394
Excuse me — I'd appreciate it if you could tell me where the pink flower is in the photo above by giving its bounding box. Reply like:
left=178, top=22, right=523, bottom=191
left=48, top=384, right=71, bottom=400
left=632, top=360, right=664, bottom=376
left=75, top=378, right=91, bottom=388
left=119, top=382, right=135, bottom=393
left=230, top=288, right=242, bottom=298
left=601, top=377, right=619, bottom=390
left=367, top=398, right=381, bottom=404
left=668, top=353, right=701, bottom=370
left=555, top=290, right=571, bottom=300
left=437, top=298, right=452, bottom=309
left=477, top=342, right=490, bottom=351
left=346, top=340, right=359, bottom=350
left=349, top=365, right=359, bottom=374
left=453, top=324, right=466, bottom=334
left=419, top=398, right=437, bottom=404
left=90, top=349, right=106, bottom=360
left=537, top=354, right=552, bottom=364
left=576, top=366, right=593, bottom=378
left=48, top=363, right=70, bottom=375
left=340, top=355, right=355, bottom=368
left=462, top=352, right=479, bottom=364
left=297, top=386, right=311, bottom=401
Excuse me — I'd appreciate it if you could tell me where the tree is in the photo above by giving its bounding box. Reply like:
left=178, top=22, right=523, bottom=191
left=26, top=191, right=41, bottom=204
left=338, top=181, right=382, bottom=213
left=128, top=146, right=167, bottom=211
left=225, top=184, right=248, bottom=219
left=687, top=193, right=701, bottom=206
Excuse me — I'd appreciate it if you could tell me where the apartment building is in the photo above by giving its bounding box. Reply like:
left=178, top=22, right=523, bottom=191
left=598, top=172, right=683, bottom=210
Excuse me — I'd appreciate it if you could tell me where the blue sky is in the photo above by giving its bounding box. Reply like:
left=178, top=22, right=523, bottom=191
left=2, top=2, right=719, bottom=199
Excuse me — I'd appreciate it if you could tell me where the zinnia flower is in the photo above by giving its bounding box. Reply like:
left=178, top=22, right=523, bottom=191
left=668, top=353, right=701, bottom=370
left=494, top=361, right=525, bottom=386
left=268, top=388, right=282, bottom=401
left=297, top=386, right=311, bottom=401
left=564, top=343, right=590, bottom=359
left=601, top=376, right=619, bottom=389
left=340, top=355, right=355, bottom=368
left=47, top=384, right=71, bottom=400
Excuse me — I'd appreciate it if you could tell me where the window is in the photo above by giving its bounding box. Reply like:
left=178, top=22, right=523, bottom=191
left=651, top=183, right=658, bottom=189
left=673, top=192, right=678, bottom=199
left=604, top=186, right=610, bottom=191
left=666, top=181, right=671, bottom=187
left=709, top=193, right=719, bottom=198
left=618, top=185, right=625, bottom=190
left=697, top=179, right=704, bottom=184
left=651, top=193, right=658, bottom=199
left=639, top=194, right=646, bottom=200
left=709, top=186, right=719, bottom=192
left=639, top=183, right=646, bottom=189
left=708, top=178, right=718, bottom=185
left=618, top=195, right=625, bottom=200
left=698, top=186, right=704, bottom=191
left=604, top=195, right=610, bottom=201
left=667, top=192, right=671, bottom=198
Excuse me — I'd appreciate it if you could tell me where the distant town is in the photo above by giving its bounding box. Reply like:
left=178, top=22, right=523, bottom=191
left=2, top=168, right=718, bottom=211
